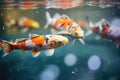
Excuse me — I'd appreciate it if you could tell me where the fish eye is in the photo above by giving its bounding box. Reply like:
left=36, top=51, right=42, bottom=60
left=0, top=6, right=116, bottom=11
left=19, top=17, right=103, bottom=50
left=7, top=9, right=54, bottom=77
left=75, top=32, right=78, bottom=35
left=58, top=41, right=62, bottom=44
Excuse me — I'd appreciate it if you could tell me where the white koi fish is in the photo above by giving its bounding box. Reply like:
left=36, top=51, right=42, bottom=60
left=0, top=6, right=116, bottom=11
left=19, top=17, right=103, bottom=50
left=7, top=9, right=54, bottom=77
left=2, top=34, right=68, bottom=57
left=45, top=11, right=85, bottom=45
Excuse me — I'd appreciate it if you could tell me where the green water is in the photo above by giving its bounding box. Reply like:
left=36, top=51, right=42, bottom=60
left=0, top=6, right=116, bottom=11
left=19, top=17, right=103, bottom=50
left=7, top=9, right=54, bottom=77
left=0, top=4, right=120, bottom=80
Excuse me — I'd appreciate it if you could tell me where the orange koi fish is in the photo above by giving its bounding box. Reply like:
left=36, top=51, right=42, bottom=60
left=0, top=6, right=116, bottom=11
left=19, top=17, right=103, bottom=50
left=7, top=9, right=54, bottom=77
left=19, top=17, right=39, bottom=29
left=45, top=11, right=84, bottom=45
left=5, top=16, right=40, bottom=32
left=2, top=34, right=68, bottom=57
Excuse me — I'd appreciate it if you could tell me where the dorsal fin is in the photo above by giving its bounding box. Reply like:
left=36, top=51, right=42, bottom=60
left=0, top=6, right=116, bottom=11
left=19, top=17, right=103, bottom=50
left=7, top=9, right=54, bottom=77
left=29, top=33, right=39, bottom=38
left=61, top=14, right=70, bottom=19
left=15, top=38, right=28, bottom=43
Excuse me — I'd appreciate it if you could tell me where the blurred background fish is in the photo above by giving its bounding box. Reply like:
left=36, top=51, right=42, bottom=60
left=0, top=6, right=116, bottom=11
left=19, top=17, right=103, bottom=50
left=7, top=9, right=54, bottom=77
left=5, top=16, right=40, bottom=34
left=81, top=16, right=120, bottom=48
left=0, top=42, right=3, bottom=50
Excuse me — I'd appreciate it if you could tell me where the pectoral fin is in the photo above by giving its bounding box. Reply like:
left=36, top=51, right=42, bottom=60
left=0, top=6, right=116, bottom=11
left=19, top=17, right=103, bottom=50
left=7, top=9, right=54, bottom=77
left=32, top=50, right=41, bottom=57
left=45, top=49, right=54, bottom=56
left=71, top=39, right=76, bottom=45
left=79, top=38, right=85, bottom=45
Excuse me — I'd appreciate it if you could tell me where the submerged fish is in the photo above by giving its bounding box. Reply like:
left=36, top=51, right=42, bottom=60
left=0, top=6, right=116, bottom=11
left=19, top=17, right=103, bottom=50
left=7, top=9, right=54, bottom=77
left=2, top=34, right=68, bottom=57
left=85, top=17, right=120, bottom=48
left=45, top=11, right=84, bottom=45
left=0, top=42, right=3, bottom=50
left=5, top=16, right=40, bottom=33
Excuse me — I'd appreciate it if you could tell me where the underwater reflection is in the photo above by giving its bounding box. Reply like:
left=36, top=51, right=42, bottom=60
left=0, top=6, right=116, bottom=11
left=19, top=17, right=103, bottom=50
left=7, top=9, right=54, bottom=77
left=5, top=16, right=40, bottom=34
left=0, top=0, right=120, bottom=10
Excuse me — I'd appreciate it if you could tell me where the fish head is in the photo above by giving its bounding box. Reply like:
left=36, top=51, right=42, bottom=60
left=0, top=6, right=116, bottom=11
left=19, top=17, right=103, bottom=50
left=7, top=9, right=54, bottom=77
left=70, top=26, right=84, bottom=38
left=49, top=35, right=68, bottom=48
left=30, top=21, right=40, bottom=29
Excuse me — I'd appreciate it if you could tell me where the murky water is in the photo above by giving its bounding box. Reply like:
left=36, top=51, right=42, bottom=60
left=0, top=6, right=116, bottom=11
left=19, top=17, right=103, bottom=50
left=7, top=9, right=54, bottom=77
left=0, top=0, right=120, bottom=80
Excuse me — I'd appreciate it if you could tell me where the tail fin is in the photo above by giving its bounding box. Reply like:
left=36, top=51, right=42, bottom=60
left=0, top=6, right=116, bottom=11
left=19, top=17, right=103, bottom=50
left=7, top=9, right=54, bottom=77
left=44, top=11, right=53, bottom=29
left=101, top=18, right=110, bottom=26
left=85, top=15, right=94, bottom=29
left=52, top=13, right=61, bottom=22
left=2, top=41, right=14, bottom=57
left=85, top=15, right=94, bottom=36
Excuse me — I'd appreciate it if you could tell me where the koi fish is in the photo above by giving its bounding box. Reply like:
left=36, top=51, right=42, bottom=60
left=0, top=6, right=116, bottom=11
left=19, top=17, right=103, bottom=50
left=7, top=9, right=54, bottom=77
left=5, top=16, right=40, bottom=33
left=2, top=34, right=68, bottom=57
left=45, top=11, right=85, bottom=45
left=19, top=17, right=39, bottom=29
left=0, top=42, right=3, bottom=50
left=85, top=16, right=120, bottom=48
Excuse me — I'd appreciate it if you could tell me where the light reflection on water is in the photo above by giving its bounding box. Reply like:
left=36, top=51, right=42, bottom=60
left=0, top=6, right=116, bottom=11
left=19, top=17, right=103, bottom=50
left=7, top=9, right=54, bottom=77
left=0, top=0, right=120, bottom=10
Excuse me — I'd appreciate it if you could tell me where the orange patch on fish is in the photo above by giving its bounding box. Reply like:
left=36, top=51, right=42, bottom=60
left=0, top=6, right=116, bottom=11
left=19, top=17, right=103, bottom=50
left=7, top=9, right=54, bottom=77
left=31, top=36, right=45, bottom=46
left=73, top=27, right=79, bottom=31
left=17, top=41, right=27, bottom=49
left=23, top=18, right=34, bottom=27
left=54, top=18, right=73, bottom=29
left=0, top=42, right=3, bottom=47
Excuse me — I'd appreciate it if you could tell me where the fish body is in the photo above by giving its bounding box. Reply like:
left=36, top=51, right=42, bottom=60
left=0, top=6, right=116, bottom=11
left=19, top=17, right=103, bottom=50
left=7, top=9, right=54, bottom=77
left=86, top=18, right=120, bottom=48
left=45, top=11, right=84, bottom=45
left=2, top=34, right=68, bottom=57
left=5, top=16, right=40, bottom=32
left=19, top=17, right=39, bottom=29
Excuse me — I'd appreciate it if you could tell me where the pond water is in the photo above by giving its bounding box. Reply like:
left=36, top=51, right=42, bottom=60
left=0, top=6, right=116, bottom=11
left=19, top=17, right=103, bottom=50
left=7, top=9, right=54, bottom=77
left=0, top=0, right=120, bottom=80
